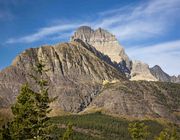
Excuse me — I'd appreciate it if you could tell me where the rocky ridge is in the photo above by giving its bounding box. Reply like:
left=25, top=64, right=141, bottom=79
left=71, top=26, right=180, bottom=83
left=150, top=65, right=180, bottom=83
left=71, top=26, right=131, bottom=76
left=0, top=41, right=125, bottom=114
left=150, top=65, right=171, bottom=82
left=171, top=75, right=180, bottom=83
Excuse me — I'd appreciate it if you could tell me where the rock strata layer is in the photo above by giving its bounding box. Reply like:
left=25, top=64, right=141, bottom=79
left=0, top=41, right=125, bottom=114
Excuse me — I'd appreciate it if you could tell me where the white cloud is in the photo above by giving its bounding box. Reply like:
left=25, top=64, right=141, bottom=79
left=6, top=24, right=81, bottom=43
left=126, top=40, right=180, bottom=75
left=93, top=0, right=180, bottom=40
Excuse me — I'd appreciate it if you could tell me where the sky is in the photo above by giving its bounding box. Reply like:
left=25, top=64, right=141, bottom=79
left=0, top=0, right=180, bottom=75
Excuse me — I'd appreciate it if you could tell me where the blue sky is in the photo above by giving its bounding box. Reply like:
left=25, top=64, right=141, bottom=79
left=0, top=0, right=180, bottom=75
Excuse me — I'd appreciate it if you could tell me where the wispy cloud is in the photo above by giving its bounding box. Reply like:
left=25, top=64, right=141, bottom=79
left=6, top=0, right=180, bottom=44
left=6, top=24, right=82, bottom=43
left=126, top=40, right=180, bottom=75
left=94, top=0, right=180, bottom=40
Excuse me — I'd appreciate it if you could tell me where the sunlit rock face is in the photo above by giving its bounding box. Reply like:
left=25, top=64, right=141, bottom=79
left=130, top=60, right=158, bottom=81
left=0, top=41, right=125, bottom=113
left=71, top=26, right=131, bottom=76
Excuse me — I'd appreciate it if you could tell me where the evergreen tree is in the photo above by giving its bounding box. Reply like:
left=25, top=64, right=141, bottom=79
left=10, top=84, right=39, bottom=139
left=2, top=61, right=56, bottom=140
left=128, top=121, right=149, bottom=140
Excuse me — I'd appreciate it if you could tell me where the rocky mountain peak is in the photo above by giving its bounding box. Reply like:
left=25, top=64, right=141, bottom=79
left=152, top=65, right=162, bottom=70
left=71, top=26, right=131, bottom=75
left=150, top=65, right=171, bottom=82
left=73, top=26, right=94, bottom=42
left=130, top=60, right=158, bottom=81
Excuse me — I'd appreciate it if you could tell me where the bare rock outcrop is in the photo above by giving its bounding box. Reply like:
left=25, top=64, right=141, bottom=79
left=71, top=26, right=131, bottom=75
left=130, top=60, right=157, bottom=81
left=171, top=75, right=180, bottom=83
left=150, top=65, right=180, bottom=83
left=150, top=65, right=171, bottom=82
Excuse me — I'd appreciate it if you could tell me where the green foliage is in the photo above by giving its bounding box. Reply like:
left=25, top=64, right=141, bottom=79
left=1, top=122, right=11, bottom=140
left=51, top=112, right=164, bottom=140
left=155, top=125, right=180, bottom=140
left=1, top=61, right=55, bottom=140
left=128, top=122, right=149, bottom=140
left=63, top=122, right=73, bottom=140
left=10, top=84, right=39, bottom=139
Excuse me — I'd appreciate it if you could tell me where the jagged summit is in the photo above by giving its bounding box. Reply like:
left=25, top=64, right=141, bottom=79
left=71, top=26, right=131, bottom=75
left=150, top=65, right=171, bottom=82
left=72, top=26, right=116, bottom=42
left=150, top=65, right=180, bottom=83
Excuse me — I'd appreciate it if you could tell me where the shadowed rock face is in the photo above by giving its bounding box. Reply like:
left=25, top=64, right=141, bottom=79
left=150, top=65, right=171, bottom=82
left=71, top=26, right=131, bottom=75
left=150, top=65, right=180, bottom=83
left=0, top=41, right=125, bottom=113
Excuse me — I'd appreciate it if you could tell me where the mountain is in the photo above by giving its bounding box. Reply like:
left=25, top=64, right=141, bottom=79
left=71, top=26, right=180, bottom=83
left=71, top=26, right=131, bottom=76
left=0, top=27, right=180, bottom=124
left=0, top=41, right=125, bottom=115
left=150, top=65, right=180, bottom=83
left=130, top=60, right=157, bottom=81
left=171, top=75, right=180, bottom=83
left=150, top=65, right=171, bottom=82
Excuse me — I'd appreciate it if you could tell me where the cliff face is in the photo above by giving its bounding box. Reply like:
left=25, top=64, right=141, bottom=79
left=71, top=26, right=131, bottom=75
left=0, top=41, right=125, bottom=113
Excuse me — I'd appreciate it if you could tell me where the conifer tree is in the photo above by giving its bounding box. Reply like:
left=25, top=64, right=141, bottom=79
left=10, top=84, right=39, bottom=139
left=2, top=61, right=56, bottom=140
